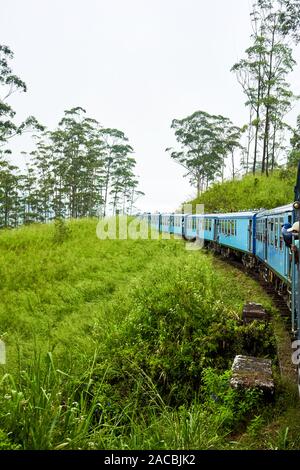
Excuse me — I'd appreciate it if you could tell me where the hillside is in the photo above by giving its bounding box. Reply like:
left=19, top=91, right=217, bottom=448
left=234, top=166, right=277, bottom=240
left=189, top=168, right=297, bottom=213
left=0, top=219, right=299, bottom=449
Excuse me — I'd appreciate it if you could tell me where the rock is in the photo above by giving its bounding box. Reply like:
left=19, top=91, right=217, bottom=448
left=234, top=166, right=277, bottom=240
left=230, top=355, right=274, bottom=392
left=242, top=302, right=269, bottom=324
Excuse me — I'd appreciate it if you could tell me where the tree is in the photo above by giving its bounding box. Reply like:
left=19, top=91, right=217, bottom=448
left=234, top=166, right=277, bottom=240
left=0, top=159, right=20, bottom=228
left=288, top=114, right=300, bottom=167
left=18, top=109, right=143, bottom=222
left=231, top=0, right=297, bottom=175
left=167, top=111, right=242, bottom=196
left=0, top=45, right=43, bottom=151
left=0, top=45, right=143, bottom=225
left=279, top=0, right=300, bottom=43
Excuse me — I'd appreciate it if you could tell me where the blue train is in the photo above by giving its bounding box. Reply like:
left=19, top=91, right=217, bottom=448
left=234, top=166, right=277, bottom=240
left=142, top=166, right=300, bottom=393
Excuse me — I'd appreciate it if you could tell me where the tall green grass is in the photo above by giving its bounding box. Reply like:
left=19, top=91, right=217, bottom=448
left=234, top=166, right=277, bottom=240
left=0, top=218, right=298, bottom=449
left=189, top=167, right=296, bottom=213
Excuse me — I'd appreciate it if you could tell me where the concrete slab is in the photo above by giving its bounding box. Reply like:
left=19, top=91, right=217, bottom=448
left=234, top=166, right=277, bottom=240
left=230, top=354, right=274, bottom=392
left=242, top=302, right=270, bottom=324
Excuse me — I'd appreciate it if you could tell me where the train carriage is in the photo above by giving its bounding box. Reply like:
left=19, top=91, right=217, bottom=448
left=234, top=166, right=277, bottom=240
left=217, top=211, right=257, bottom=255
left=256, top=204, right=293, bottom=283
left=150, top=213, right=160, bottom=231
left=184, top=214, right=216, bottom=241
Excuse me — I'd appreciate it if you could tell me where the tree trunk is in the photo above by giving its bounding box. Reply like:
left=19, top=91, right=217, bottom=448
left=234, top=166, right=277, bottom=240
left=262, top=23, right=275, bottom=176
left=271, top=123, right=277, bottom=171
left=253, top=57, right=262, bottom=174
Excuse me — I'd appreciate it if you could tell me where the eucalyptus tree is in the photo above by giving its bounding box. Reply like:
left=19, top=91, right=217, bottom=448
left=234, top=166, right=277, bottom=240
left=0, top=44, right=43, bottom=227
left=288, top=115, right=300, bottom=167
left=0, top=44, right=43, bottom=154
left=279, top=0, right=300, bottom=42
left=0, top=159, right=20, bottom=228
left=49, top=108, right=101, bottom=218
left=223, top=124, right=244, bottom=180
left=0, top=46, right=144, bottom=225
left=167, top=111, right=243, bottom=195
left=231, top=0, right=297, bottom=175
left=19, top=164, right=41, bottom=224
left=100, top=128, right=134, bottom=216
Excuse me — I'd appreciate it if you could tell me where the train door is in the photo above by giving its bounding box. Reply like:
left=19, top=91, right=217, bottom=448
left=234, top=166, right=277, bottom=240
left=169, top=214, right=174, bottom=234
left=181, top=215, right=185, bottom=237
left=264, top=218, right=268, bottom=261
left=248, top=219, right=252, bottom=252
left=213, top=219, right=219, bottom=242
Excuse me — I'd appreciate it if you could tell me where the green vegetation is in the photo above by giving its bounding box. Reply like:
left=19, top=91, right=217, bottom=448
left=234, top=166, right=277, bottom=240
left=0, top=218, right=299, bottom=450
left=0, top=47, right=143, bottom=230
left=189, top=167, right=296, bottom=213
left=167, top=1, right=300, bottom=195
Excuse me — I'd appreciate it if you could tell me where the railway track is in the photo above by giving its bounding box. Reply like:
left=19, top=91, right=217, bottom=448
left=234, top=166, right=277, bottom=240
left=211, top=250, right=298, bottom=384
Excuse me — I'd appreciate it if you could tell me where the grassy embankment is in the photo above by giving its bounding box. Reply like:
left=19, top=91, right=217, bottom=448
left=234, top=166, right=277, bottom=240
left=189, top=167, right=296, bottom=213
left=0, top=218, right=299, bottom=450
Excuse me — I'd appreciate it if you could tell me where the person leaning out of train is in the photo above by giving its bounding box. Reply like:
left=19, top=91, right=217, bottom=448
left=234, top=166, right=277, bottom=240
left=287, top=221, right=300, bottom=264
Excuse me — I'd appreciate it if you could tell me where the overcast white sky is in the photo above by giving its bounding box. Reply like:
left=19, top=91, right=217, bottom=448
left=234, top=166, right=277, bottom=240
left=2, top=0, right=300, bottom=212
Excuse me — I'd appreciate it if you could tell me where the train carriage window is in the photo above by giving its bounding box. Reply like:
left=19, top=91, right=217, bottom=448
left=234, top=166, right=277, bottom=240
left=274, top=219, right=278, bottom=249
left=209, top=219, right=212, bottom=231
left=259, top=221, right=262, bottom=241
left=192, top=217, right=196, bottom=231
left=279, top=217, right=284, bottom=250
left=269, top=218, right=274, bottom=245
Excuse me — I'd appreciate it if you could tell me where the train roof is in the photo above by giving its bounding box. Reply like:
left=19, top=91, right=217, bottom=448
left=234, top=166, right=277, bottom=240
left=256, top=203, right=293, bottom=217
left=214, top=211, right=257, bottom=219
left=153, top=205, right=294, bottom=219
left=158, top=212, right=257, bottom=218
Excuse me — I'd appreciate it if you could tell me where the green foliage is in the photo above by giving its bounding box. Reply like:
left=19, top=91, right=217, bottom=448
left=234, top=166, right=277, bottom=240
left=0, top=47, right=143, bottom=229
left=0, top=219, right=295, bottom=449
left=189, top=169, right=296, bottom=212
left=201, top=368, right=263, bottom=430
left=0, top=429, right=20, bottom=450
left=166, top=111, right=243, bottom=196
left=53, top=218, right=71, bottom=244
left=231, top=0, right=297, bottom=174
